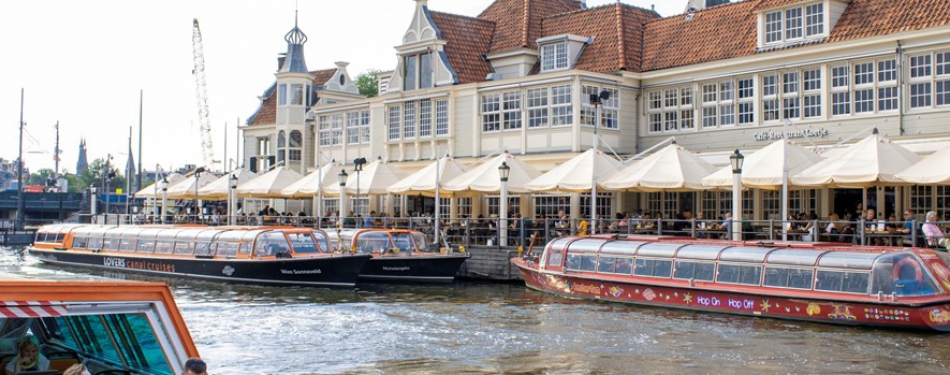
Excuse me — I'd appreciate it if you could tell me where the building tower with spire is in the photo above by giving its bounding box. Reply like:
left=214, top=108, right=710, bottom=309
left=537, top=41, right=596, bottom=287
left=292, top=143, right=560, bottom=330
left=274, top=12, right=316, bottom=175
left=76, top=139, right=88, bottom=176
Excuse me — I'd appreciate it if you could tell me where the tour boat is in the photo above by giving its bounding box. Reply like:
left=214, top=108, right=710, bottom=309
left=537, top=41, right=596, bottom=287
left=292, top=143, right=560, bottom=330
left=0, top=272, right=199, bottom=374
left=29, top=224, right=372, bottom=287
left=326, top=228, right=470, bottom=283
left=511, top=234, right=950, bottom=331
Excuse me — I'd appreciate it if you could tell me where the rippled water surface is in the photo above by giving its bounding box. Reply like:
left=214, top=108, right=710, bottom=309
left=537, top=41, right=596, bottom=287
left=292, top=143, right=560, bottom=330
left=4, top=246, right=950, bottom=374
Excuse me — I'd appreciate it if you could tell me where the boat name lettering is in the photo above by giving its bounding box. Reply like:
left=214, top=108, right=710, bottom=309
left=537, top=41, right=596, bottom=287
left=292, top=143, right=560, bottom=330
left=571, top=283, right=601, bottom=294
left=104, top=257, right=126, bottom=268
left=728, top=298, right=756, bottom=310
left=382, top=267, right=410, bottom=272
left=104, top=258, right=176, bottom=272
left=930, top=309, right=950, bottom=324
left=697, top=296, right=721, bottom=307
left=280, top=269, right=323, bottom=275
left=753, top=127, right=828, bottom=141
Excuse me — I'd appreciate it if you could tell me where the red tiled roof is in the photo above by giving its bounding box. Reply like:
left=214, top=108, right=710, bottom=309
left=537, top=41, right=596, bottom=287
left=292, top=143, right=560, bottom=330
left=828, top=0, right=950, bottom=42
left=642, top=1, right=761, bottom=72
left=642, top=0, right=950, bottom=72
left=542, top=3, right=659, bottom=73
left=430, top=12, right=496, bottom=84
left=248, top=68, right=337, bottom=126
left=478, top=0, right=583, bottom=54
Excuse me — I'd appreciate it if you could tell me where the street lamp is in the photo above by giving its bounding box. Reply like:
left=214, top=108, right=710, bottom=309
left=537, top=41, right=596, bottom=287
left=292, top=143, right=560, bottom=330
left=353, top=157, right=366, bottom=225
left=498, top=161, right=510, bottom=247
left=160, top=178, right=168, bottom=224
left=90, top=186, right=98, bottom=218
left=229, top=173, right=238, bottom=226
left=588, top=89, right=610, bottom=235
left=730, top=149, right=745, bottom=241
left=193, top=167, right=205, bottom=223
left=338, top=169, right=348, bottom=227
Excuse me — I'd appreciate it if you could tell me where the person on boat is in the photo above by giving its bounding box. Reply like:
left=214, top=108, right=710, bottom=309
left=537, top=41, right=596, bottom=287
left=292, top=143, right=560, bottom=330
left=923, top=211, right=949, bottom=249
left=5, top=335, right=50, bottom=374
left=63, top=363, right=91, bottom=375
left=182, top=358, right=208, bottom=375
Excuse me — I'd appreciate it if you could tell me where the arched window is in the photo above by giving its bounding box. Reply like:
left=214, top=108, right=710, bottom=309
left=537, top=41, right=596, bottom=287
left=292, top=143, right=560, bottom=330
left=339, top=75, right=345, bottom=85
left=289, top=130, right=302, bottom=147
left=277, top=131, right=286, bottom=147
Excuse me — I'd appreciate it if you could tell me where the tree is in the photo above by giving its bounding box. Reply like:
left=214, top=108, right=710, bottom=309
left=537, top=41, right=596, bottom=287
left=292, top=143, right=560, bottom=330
left=28, top=168, right=55, bottom=186
left=355, top=70, right=380, bottom=98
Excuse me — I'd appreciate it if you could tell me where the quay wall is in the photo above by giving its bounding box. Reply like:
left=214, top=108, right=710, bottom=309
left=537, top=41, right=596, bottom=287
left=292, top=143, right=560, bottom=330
left=457, top=246, right=524, bottom=281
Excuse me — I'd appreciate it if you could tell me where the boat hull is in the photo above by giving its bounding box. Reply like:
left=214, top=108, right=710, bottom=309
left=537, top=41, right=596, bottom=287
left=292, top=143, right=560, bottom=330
left=29, top=248, right=371, bottom=287
left=359, top=254, right=470, bottom=283
left=512, top=258, right=950, bottom=332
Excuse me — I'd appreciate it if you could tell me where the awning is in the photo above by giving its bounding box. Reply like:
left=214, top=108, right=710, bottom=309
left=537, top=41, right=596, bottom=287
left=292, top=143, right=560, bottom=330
left=896, top=145, right=950, bottom=185
left=442, top=152, right=542, bottom=196
left=526, top=149, right=623, bottom=193
left=164, top=173, right=219, bottom=199
left=387, top=157, right=466, bottom=197
left=134, top=173, right=185, bottom=198
left=702, top=139, right=824, bottom=190
left=197, top=169, right=258, bottom=200
left=600, top=143, right=716, bottom=192
left=236, top=167, right=305, bottom=199
left=280, top=162, right=341, bottom=199
left=322, top=158, right=406, bottom=196
left=791, top=130, right=922, bottom=188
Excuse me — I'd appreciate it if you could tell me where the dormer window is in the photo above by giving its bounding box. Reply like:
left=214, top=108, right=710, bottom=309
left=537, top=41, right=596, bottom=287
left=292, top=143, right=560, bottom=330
left=541, top=43, right=568, bottom=72
left=404, top=53, right=433, bottom=91
left=760, top=1, right=826, bottom=48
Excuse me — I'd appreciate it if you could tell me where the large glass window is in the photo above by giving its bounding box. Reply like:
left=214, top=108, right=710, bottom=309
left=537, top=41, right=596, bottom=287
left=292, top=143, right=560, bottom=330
left=634, top=258, right=673, bottom=278
left=541, top=43, right=568, bottom=71
left=481, top=93, right=500, bottom=132
left=388, top=105, right=401, bottom=140
left=716, top=264, right=762, bottom=285
left=909, top=52, right=950, bottom=109
left=805, top=3, right=824, bottom=36
left=436, top=100, right=449, bottom=136
left=551, top=85, right=573, bottom=126
left=419, top=99, right=432, bottom=137
left=503, top=92, right=522, bottom=130
left=404, top=101, right=416, bottom=138
left=765, top=11, right=782, bottom=44
left=403, top=53, right=433, bottom=91
left=649, top=84, right=693, bottom=132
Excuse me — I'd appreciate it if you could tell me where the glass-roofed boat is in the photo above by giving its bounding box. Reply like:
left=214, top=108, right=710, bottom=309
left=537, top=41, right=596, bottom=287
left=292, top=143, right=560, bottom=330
left=511, top=234, right=950, bottom=331
left=28, top=224, right=371, bottom=287
left=326, top=229, right=470, bottom=283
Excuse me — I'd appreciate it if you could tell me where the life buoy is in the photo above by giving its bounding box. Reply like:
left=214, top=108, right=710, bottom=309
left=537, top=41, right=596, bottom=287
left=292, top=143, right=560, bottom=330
left=893, top=257, right=924, bottom=283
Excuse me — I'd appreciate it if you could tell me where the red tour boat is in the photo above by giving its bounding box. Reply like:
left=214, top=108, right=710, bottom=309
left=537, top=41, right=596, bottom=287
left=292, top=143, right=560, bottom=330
left=511, top=234, right=950, bottom=331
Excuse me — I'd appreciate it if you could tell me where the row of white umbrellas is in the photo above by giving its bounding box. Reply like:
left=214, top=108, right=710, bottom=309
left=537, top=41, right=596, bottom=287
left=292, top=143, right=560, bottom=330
left=134, top=130, right=950, bottom=202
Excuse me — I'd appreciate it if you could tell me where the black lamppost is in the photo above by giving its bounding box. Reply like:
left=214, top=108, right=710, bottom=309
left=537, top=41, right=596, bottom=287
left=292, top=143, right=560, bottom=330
left=193, top=167, right=205, bottom=222
left=229, top=173, right=238, bottom=226
left=730, top=149, right=745, bottom=241
left=498, top=161, right=510, bottom=247
left=160, top=178, right=168, bottom=224
left=338, top=169, right=348, bottom=227
left=353, top=157, right=366, bottom=224
left=588, top=89, right=610, bottom=234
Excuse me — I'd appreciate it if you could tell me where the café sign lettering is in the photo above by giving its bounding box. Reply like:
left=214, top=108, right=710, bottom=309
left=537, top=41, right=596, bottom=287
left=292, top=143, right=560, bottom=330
left=753, top=127, right=829, bottom=141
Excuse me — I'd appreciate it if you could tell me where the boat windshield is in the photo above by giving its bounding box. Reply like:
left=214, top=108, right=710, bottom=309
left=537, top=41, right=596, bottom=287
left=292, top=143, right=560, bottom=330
left=287, top=232, right=319, bottom=254
left=870, top=253, right=939, bottom=296
left=410, top=232, right=432, bottom=252
left=254, top=232, right=291, bottom=257
left=311, top=231, right=330, bottom=252
left=355, top=232, right=393, bottom=254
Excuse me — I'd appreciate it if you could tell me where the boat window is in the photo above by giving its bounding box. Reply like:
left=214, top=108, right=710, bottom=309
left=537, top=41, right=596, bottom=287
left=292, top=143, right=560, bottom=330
left=41, top=314, right=173, bottom=375
left=815, top=270, right=870, bottom=294
left=720, top=247, right=774, bottom=262
left=174, top=242, right=194, bottom=255
left=154, top=241, right=174, bottom=254
left=636, top=243, right=683, bottom=258
left=194, top=242, right=214, bottom=257
left=102, top=237, right=120, bottom=251
left=287, top=233, right=318, bottom=254
left=311, top=231, right=330, bottom=252
left=634, top=258, right=673, bottom=278
left=599, top=241, right=645, bottom=256
left=88, top=237, right=103, bottom=250
left=119, top=238, right=137, bottom=252
left=676, top=245, right=727, bottom=260
left=55, top=233, right=65, bottom=242
left=254, top=232, right=291, bottom=257
left=392, top=233, right=415, bottom=252
left=717, top=264, right=762, bottom=285
left=216, top=242, right=240, bottom=258
left=546, top=250, right=564, bottom=268
left=410, top=232, right=431, bottom=252
left=818, top=252, right=879, bottom=270
left=239, top=243, right=251, bottom=255
left=566, top=239, right=608, bottom=253
left=565, top=254, right=597, bottom=272
left=763, top=267, right=814, bottom=289
left=673, top=261, right=716, bottom=281
left=137, top=240, right=155, bottom=253
left=596, top=257, right=633, bottom=275
left=354, top=232, right=393, bottom=254
left=766, top=249, right=825, bottom=266
left=870, top=253, right=938, bottom=296
left=72, top=236, right=88, bottom=249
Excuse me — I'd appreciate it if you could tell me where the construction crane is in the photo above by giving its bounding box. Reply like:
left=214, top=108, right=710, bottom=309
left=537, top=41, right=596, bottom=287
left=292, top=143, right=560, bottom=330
left=192, top=19, right=215, bottom=170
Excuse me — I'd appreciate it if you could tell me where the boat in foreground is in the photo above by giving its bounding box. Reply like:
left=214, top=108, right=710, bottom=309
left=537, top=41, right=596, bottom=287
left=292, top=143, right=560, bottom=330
left=28, top=224, right=371, bottom=287
left=328, top=229, right=470, bottom=283
left=511, top=234, right=950, bottom=331
left=0, top=272, right=198, bottom=374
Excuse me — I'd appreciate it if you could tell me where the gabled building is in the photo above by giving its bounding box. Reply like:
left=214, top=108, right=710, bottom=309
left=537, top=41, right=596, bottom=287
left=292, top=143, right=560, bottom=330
left=243, top=0, right=950, bottom=222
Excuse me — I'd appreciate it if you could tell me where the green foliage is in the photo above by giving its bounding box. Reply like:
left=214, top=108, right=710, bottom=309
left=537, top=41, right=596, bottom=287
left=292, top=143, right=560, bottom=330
left=78, top=157, right=129, bottom=193
left=28, top=168, right=55, bottom=185
left=355, top=70, right=380, bottom=98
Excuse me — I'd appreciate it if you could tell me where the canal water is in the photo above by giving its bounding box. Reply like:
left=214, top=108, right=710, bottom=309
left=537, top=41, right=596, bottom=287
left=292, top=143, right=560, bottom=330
left=3, top=246, right=950, bottom=374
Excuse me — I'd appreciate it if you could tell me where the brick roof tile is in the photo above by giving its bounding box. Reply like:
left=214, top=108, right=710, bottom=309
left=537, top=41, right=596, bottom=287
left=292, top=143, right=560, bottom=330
left=542, top=3, right=659, bottom=73
left=429, top=12, right=496, bottom=84
left=478, top=0, right=583, bottom=54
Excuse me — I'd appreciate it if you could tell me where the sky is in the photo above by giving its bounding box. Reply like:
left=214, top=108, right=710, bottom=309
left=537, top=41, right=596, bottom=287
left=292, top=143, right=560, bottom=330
left=0, top=0, right=688, bottom=176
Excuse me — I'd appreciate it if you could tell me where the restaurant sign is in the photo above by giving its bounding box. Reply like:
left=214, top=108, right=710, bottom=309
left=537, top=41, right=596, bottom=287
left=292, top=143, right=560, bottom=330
left=753, top=127, right=829, bottom=141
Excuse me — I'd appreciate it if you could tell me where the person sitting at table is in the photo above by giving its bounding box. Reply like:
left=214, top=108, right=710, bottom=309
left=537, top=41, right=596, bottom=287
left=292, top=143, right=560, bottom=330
left=721, top=212, right=733, bottom=239
left=801, top=213, right=819, bottom=242
left=923, top=211, right=949, bottom=249
left=899, top=210, right=917, bottom=246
